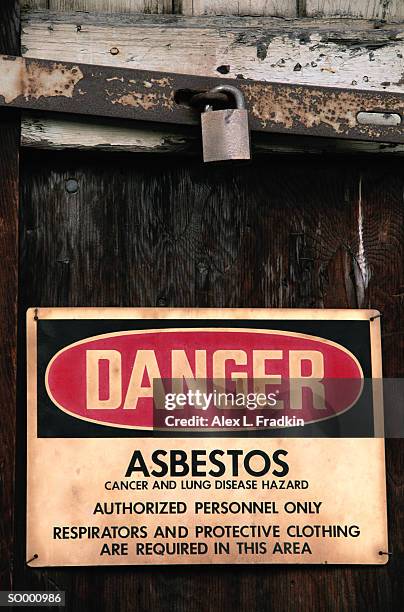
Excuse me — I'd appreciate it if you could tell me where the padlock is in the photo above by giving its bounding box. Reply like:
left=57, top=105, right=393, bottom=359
left=200, top=85, right=251, bottom=163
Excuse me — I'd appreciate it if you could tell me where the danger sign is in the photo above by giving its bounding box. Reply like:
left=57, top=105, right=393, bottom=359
left=26, top=308, right=387, bottom=566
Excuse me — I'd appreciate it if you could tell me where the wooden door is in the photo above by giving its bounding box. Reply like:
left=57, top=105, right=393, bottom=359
left=12, top=152, right=404, bottom=610
left=1, top=1, right=404, bottom=611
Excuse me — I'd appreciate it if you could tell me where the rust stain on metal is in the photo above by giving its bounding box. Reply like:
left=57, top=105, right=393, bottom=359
left=112, top=92, right=159, bottom=110
left=24, top=61, right=84, bottom=100
left=111, top=90, right=175, bottom=111
left=150, top=77, right=171, bottom=87
left=242, top=82, right=403, bottom=137
left=0, top=54, right=403, bottom=143
left=109, top=75, right=175, bottom=112
left=243, top=83, right=356, bottom=133
left=0, top=56, right=83, bottom=103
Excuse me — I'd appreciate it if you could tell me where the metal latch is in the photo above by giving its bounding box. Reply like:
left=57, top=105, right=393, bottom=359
left=0, top=54, right=403, bottom=155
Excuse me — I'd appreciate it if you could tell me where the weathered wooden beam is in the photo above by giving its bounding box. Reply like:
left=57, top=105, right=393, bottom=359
left=182, top=1, right=297, bottom=16
left=0, top=0, right=19, bottom=592
left=20, top=11, right=404, bottom=153
left=23, top=0, right=404, bottom=19
left=21, top=115, right=404, bottom=155
left=21, top=12, right=404, bottom=89
left=23, top=1, right=298, bottom=17
left=306, top=0, right=404, bottom=20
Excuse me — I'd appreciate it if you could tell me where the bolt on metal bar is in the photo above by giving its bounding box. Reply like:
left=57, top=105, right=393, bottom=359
left=0, top=54, right=403, bottom=143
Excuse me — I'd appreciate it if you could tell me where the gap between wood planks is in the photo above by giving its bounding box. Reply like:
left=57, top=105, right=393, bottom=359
left=20, top=9, right=404, bottom=154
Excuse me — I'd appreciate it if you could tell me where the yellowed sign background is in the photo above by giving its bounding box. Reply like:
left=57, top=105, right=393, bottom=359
left=27, top=308, right=388, bottom=566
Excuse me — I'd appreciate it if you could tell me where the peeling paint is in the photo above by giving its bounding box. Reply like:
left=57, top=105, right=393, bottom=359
left=0, top=56, right=83, bottom=103
left=243, top=83, right=358, bottom=133
left=29, top=63, right=84, bottom=100
left=242, top=81, right=403, bottom=138
left=111, top=92, right=159, bottom=110
left=0, top=57, right=23, bottom=103
left=150, top=77, right=172, bottom=87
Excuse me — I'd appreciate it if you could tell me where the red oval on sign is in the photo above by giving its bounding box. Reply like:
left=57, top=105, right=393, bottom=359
left=45, top=329, right=363, bottom=430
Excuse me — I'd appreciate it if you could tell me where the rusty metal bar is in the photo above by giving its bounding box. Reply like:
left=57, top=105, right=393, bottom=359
left=0, top=54, right=403, bottom=143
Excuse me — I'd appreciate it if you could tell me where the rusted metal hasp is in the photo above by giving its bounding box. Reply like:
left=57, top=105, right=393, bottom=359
left=0, top=54, right=403, bottom=143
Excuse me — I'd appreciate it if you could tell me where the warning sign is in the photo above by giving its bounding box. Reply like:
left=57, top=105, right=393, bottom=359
left=27, top=308, right=388, bottom=566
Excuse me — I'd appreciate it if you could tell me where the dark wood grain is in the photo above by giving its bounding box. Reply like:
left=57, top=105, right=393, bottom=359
left=0, top=0, right=19, bottom=592
left=16, top=151, right=404, bottom=611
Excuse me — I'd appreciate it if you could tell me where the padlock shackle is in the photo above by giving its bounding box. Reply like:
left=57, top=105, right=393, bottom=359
left=208, top=85, right=246, bottom=110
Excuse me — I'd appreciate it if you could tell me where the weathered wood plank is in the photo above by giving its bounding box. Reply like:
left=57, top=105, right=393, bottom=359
left=24, top=1, right=297, bottom=16
left=20, top=11, right=404, bottom=153
left=186, top=1, right=296, bottom=16
left=23, top=0, right=404, bottom=18
left=23, top=0, right=49, bottom=8
left=24, top=1, right=163, bottom=13
left=22, top=12, right=404, bottom=88
left=20, top=115, right=404, bottom=154
left=306, top=0, right=404, bottom=20
left=21, top=115, right=196, bottom=152
left=0, top=0, right=19, bottom=593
